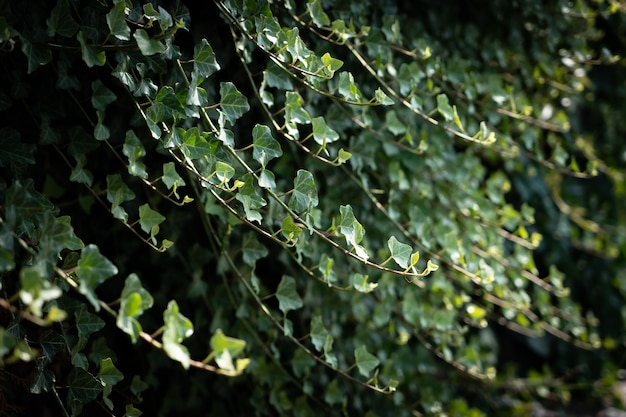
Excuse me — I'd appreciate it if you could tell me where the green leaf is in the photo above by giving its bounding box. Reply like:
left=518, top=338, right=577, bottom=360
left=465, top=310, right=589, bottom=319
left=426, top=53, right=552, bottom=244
left=338, top=205, right=368, bottom=259
left=288, top=170, right=318, bottom=213
left=162, top=162, right=186, bottom=197
left=375, top=88, right=394, bottom=105
left=99, top=357, right=124, bottom=386
left=235, top=174, right=267, bottom=223
left=252, top=124, right=283, bottom=167
left=307, top=0, right=331, bottom=26
left=281, top=215, right=302, bottom=245
left=258, top=169, right=277, bottom=190
left=242, top=232, right=268, bottom=266
left=337, top=148, right=352, bottom=164
left=106, top=174, right=136, bottom=221
left=436, top=94, right=454, bottom=122
left=312, top=117, right=339, bottom=146
left=70, top=154, right=93, bottom=186
left=122, top=130, right=148, bottom=179
left=118, top=274, right=154, bottom=343
left=385, top=111, right=406, bottom=136
left=321, top=52, right=343, bottom=76
left=162, top=300, right=194, bottom=369
left=276, top=275, right=303, bottom=315
left=138, top=204, right=165, bottom=235
left=133, top=29, right=166, bottom=56
left=20, top=38, right=52, bottom=73
left=77, top=31, right=105, bottom=67
left=194, top=38, right=220, bottom=78
left=40, top=330, right=65, bottom=360
left=354, top=345, right=380, bottom=377
left=91, top=85, right=115, bottom=112
left=318, top=254, right=336, bottom=286
left=210, top=328, right=246, bottom=358
left=94, top=111, right=110, bottom=141
left=75, top=304, right=105, bottom=338
left=219, top=82, right=250, bottom=124
left=0, top=128, right=35, bottom=174
left=30, top=357, right=55, bottom=394
left=310, top=315, right=328, bottom=351
left=352, top=273, right=378, bottom=293
left=67, top=367, right=103, bottom=416
left=76, top=245, right=118, bottom=311
left=181, top=128, right=215, bottom=160
left=214, top=161, right=235, bottom=185
left=47, top=0, right=79, bottom=38
left=106, top=1, right=131, bottom=40
left=338, top=72, right=361, bottom=101
left=387, top=236, right=412, bottom=269
left=125, top=404, right=143, bottom=417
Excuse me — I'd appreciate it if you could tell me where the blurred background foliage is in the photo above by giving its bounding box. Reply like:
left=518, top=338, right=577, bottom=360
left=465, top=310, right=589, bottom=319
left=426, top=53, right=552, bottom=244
left=0, top=0, right=625, bottom=416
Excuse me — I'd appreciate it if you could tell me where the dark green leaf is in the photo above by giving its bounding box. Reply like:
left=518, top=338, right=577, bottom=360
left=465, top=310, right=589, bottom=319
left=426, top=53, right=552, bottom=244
left=276, top=275, right=303, bottom=315
left=0, top=128, right=35, bottom=174
left=235, top=174, right=267, bottom=223
left=67, top=367, right=103, bottom=415
left=194, top=38, right=220, bottom=77
left=354, top=345, right=380, bottom=377
left=106, top=174, right=136, bottom=222
left=91, top=80, right=116, bottom=111
left=219, top=82, right=249, bottom=125
left=307, top=0, right=331, bottom=26
left=47, top=0, right=79, bottom=37
left=76, top=244, right=118, bottom=311
left=138, top=204, right=165, bottom=235
left=99, top=357, right=124, bottom=385
left=106, top=1, right=131, bottom=40
left=133, top=29, right=166, bottom=56
left=75, top=304, right=105, bottom=338
left=123, top=131, right=148, bottom=179
left=242, top=232, right=268, bottom=266
left=77, top=31, right=105, bottom=67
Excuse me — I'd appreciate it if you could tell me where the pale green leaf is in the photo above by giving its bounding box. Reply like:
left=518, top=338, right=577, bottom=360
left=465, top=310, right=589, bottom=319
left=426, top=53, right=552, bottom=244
left=138, top=204, right=165, bottom=234
left=312, top=117, right=339, bottom=146
left=76, top=245, right=118, bottom=311
left=288, top=169, right=318, bottom=213
left=219, top=82, right=249, bottom=124
left=387, top=236, right=412, bottom=269
left=162, top=300, right=194, bottom=369
left=252, top=124, right=282, bottom=167
left=194, top=38, right=220, bottom=78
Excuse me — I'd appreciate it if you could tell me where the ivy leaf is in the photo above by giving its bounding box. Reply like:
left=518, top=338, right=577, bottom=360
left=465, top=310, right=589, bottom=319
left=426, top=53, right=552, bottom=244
left=338, top=72, right=361, bottom=102
left=318, top=254, right=336, bottom=286
left=162, top=300, right=194, bottom=369
left=117, top=274, right=154, bottom=343
left=321, top=52, right=343, bottom=76
left=387, top=236, right=412, bottom=269
left=0, top=128, right=35, bottom=174
left=99, top=357, right=124, bottom=386
left=276, top=275, right=303, bottom=315
left=258, top=169, right=276, bottom=190
left=47, top=0, right=79, bottom=38
left=210, top=328, right=246, bottom=358
left=162, top=162, right=186, bottom=197
left=214, top=161, right=234, bottom=185
left=194, top=38, right=220, bottom=78
left=20, top=38, right=52, bottom=73
left=77, top=31, right=105, bottom=67
left=219, top=82, right=249, bottom=125
left=252, top=124, right=283, bottom=167
left=76, top=245, right=118, bottom=311
left=67, top=367, right=103, bottom=416
left=385, top=111, right=406, bottom=136
left=312, top=117, right=339, bottom=146
left=106, top=174, right=136, bottom=221
left=70, top=154, right=93, bottom=186
left=307, top=0, right=331, bottom=26
left=375, top=88, right=394, bottom=105
left=91, top=80, right=116, bottom=112
left=39, top=330, right=66, bottom=360
left=106, top=1, right=131, bottom=40
left=138, top=204, right=165, bottom=242
left=122, top=130, right=148, bottom=178
left=338, top=205, right=368, bottom=259
left=75, top=304, right=105, bottom=338
left=242, top=232, right=268, bottom=267
left=30, top=357, right=55, bottom=394
left=235, top=174, right=267, bottom=223
left=310, top=315, right=328, bottom=351
left=354, top=345, right=380, bottom=377
left=352, top=273, right=378, bottom=293
left=281, top=215, right=302, bottom=245
left=288, top=170, right=318, bottom=213
left=133, top=29, right=165, bottom=56
left=436, top=94, right=454, bottom=122
left=181, top=128, right=215, bottom=160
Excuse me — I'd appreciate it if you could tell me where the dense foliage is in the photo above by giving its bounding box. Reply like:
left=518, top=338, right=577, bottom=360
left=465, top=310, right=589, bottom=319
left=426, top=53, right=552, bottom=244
left=1, top=0, right=625, bottom=415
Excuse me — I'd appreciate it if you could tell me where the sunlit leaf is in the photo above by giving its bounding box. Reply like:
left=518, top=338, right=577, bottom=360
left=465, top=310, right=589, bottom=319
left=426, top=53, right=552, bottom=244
left=163, top=300, right=194, bottom=369
left=76, top=244, right=118, bottom=311
left=354, top=345, right=380, bottom=377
